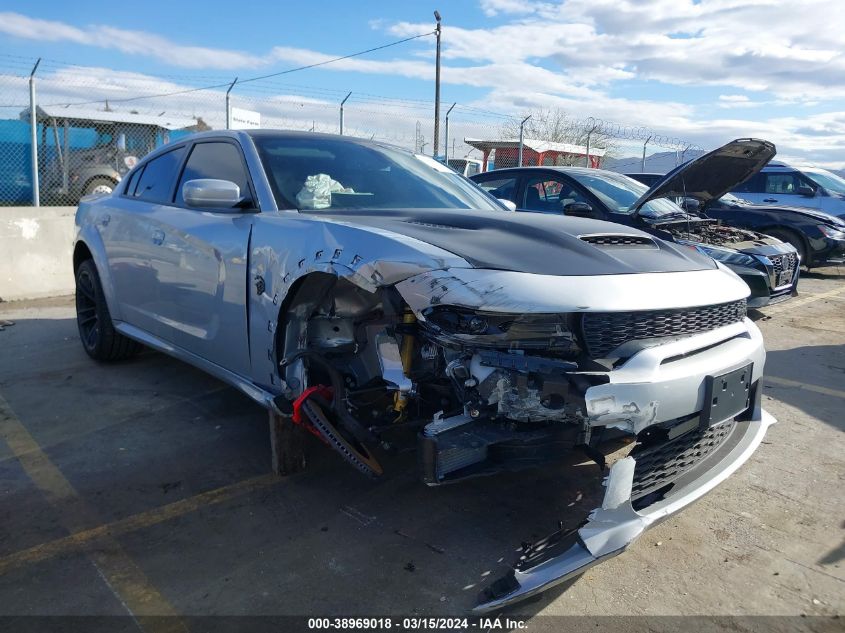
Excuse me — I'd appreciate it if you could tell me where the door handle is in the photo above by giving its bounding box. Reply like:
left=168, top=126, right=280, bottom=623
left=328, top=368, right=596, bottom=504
left=151, top=229, right=165, bottom=245
left=763, top=198, right=777, bottom=203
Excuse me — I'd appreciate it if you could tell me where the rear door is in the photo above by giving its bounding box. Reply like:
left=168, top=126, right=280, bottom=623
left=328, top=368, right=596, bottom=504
left=731, top=172, right=765, bottom=204
left=519, top=173, right=593, bottom=214
left=471, top=173, right=520, bottom=205
left=146, top=139, right=255, bottom=376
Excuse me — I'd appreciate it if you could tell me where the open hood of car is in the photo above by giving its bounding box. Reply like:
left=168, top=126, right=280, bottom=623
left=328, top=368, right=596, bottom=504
left=631, top=138, right=776, bottom=215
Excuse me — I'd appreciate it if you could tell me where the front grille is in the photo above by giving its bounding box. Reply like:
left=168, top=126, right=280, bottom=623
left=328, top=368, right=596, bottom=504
left=580, top=234, right=655, bottom=247
left=770, top=252, right=798, bottom=277
left=630, top=420, right=737, bottom=499
left=581, top=299, right=747, bottom=358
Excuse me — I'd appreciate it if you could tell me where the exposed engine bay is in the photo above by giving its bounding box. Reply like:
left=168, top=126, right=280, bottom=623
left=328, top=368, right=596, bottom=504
left=654, top=218, right=779, bottom=249
left=272, top=269, right=756, bottom=490
left=274, top=274, right=612, bottom=483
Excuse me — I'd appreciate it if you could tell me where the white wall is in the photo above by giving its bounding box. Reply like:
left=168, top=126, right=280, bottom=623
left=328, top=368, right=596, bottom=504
left=0, top=207, right=76, bottom=302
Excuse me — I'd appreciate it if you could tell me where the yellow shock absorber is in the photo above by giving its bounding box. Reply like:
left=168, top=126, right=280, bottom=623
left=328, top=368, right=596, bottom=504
left=400, top=309, right=417, bottom=375
left=394, top=309, right=417, bottom=417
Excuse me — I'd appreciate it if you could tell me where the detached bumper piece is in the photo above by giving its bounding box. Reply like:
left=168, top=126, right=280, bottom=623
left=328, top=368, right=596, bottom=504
left=419, top=414, right=578, bottom=485
left=475, top=407, right=776, bottom=613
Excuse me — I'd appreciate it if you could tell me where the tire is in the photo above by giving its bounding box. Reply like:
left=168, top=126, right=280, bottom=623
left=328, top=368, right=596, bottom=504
left=75, top=259, right=140, bottom=361
left=764, top=228, right=809, bottom=267
left=83, top=177, right=117, bottom=197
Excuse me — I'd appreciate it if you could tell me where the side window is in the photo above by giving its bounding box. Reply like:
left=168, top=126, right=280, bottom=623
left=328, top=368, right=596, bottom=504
left=133, top=147, right=186, bottom=203
left=764, top=173, right=799, bottom=194
left=733, top=173, right=763, bottom=193
left=175, top=142, right=250, bottom=207
left=522, top=176, right=589, bottom=213
left=474, top=176, right=517, bottom=201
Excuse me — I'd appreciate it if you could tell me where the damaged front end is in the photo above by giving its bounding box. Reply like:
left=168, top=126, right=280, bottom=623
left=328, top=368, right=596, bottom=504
left=476, top=403, right=775, bottom=612
left=273, top=264, right=773, bottom=612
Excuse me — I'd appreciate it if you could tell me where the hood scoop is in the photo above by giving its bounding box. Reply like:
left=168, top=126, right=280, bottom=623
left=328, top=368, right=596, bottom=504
left=579, top=234, right=657, bottom=248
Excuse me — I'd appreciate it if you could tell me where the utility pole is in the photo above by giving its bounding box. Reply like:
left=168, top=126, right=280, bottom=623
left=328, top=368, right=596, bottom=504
left=29, top=58, right=40, bottom=206
left=585, top=123, right=598, bottom=167
left=444, top=102, right=456, bottom=165
left=433, top=10, right=442, bottom=157
left=339, top=92, right=351, bottom=135
left=518, top=115, right=531, bottom=167
left=225, top=77, right=238, bottom=130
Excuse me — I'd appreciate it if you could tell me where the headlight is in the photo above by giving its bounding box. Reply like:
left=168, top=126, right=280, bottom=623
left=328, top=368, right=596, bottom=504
left=421, top=306, right=580, bottom=356
left=677, top=241, right=758, bottom=267
left=818, top=224, right=845, bottom=240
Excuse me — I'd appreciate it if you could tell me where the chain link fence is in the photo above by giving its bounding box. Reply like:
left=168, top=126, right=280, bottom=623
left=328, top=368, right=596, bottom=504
left=0, top=54, right=701, bottom=206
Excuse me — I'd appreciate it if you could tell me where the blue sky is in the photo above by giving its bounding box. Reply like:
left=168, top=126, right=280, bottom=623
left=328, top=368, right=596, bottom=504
left=1, top=0, right=844, bottom=166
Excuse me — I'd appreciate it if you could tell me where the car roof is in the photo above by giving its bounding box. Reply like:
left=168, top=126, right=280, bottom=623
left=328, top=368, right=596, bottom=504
left=131, top=128, right=413, bottom=167
left=474, top=165, right=624, bottom=178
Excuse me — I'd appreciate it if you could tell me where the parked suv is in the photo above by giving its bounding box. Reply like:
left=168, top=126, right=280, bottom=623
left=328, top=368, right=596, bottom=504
left=730, top=162, right=845, bottom=219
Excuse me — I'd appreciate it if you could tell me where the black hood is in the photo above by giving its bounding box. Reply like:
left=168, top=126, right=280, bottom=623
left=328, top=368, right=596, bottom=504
left=314, top=208, right=716, bottom=276
left=632, top=138, right=776, bottom=214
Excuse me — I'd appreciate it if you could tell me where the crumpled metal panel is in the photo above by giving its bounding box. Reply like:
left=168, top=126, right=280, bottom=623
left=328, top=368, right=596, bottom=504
left=246, top=214, right=469, bottom=391
left=395, top=266, right=750, bottom=316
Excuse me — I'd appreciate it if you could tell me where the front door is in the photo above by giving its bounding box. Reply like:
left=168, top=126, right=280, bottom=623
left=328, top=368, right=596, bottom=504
left=145, top=140, right=255, bottom=377
left=103, top=145, right=187, bottom=336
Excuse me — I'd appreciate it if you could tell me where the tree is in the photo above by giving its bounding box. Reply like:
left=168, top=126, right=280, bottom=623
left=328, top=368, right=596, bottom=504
left=500, top=108, right=614, bottom=166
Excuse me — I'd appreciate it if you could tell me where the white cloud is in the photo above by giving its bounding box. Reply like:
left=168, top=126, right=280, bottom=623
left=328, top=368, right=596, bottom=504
left=0, top=12, right=267, bottom=69
left=389, top=0, right=845, bottom=100
left=479, top=0, right=554, bottom=17
left=2, top=4, right=845, bottom=166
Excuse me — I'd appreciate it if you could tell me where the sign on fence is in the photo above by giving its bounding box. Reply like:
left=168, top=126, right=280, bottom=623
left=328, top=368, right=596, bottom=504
left=230, top=107, right=261, bottom=130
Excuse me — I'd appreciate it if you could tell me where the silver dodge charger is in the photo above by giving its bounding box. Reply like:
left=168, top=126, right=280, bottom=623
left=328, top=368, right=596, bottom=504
left=73, top=130, right=775, bottom=611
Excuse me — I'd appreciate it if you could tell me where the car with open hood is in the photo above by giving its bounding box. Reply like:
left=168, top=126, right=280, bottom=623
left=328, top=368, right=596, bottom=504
left=630, top=171, right=845, bottom=267
left=473, top=139, right=799, bottom=308
left=73, top=130, right=775, bottom=612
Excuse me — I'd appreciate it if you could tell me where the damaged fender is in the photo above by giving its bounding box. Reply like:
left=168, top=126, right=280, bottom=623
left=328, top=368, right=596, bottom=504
left=247, top=215, right=470, bottom=395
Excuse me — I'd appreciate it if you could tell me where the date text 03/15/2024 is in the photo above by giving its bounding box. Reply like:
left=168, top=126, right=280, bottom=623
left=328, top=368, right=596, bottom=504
left=306, top=617, right=527, bottom=629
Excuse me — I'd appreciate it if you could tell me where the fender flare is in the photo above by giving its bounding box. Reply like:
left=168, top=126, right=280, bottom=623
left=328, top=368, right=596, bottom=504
left=73, top=226, right=121, bottom=321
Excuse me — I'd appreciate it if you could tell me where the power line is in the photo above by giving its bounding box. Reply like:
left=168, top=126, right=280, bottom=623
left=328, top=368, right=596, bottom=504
left=37, top=31, right=436, bottom=107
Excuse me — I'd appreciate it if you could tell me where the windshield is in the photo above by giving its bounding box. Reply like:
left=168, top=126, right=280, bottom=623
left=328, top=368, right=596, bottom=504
left=803, top=169, right=845, bottom=195
left=253, top=136, right=502, bottom=211
left=568, top=171, right=685, bottom=217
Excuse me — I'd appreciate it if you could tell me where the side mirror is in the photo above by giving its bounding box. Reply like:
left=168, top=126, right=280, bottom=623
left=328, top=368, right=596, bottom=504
left=183, top=179, right=243, bottom=209
left=680, top=197, right=701, bottom=212
left=797, top=184, right=815, bottom=197
left=563, top=201, right=595, bottom=218
left=497, top=198, right=517, bottom=211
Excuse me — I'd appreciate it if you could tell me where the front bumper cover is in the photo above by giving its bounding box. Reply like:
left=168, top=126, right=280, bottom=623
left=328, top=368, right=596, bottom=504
left=475, top=406, right=776, bottom=613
